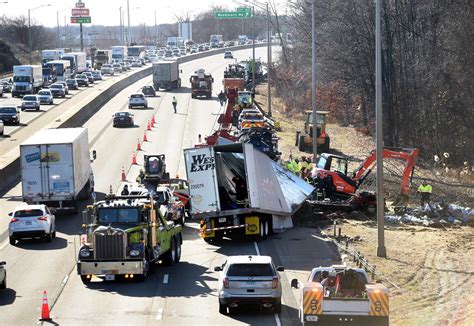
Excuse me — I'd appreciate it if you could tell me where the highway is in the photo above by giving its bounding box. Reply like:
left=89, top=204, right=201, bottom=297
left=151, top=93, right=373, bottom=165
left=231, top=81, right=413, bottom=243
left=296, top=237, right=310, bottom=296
left=0, top=48, right=341, bottom=325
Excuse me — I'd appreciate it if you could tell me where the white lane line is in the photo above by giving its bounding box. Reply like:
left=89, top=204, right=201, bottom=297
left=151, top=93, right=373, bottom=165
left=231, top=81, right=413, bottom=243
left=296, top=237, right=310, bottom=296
left=0, top=240, right=8, bottom=251
left=163, top=274, right=169, bottom=284
left=60, top=275, right=69, bottom=287
left=253, top=241, right=261, bottom=256
left=254, top=241, right=282, bottom=326
left=156, top=308, right=164, bottom=320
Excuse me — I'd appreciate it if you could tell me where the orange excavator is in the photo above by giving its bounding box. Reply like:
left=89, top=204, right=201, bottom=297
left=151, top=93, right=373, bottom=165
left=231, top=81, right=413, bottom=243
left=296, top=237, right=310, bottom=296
left=311, top=147, right=419, bottom=209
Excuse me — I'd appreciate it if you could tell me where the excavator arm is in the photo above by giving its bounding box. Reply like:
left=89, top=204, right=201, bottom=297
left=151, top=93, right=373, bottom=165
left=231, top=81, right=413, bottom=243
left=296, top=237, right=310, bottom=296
left=352, top=147, right=420, bottom=194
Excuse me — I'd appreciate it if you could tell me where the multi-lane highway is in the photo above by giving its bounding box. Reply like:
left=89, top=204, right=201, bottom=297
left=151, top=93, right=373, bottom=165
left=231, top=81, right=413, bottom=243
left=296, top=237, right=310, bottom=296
left=0, top=48, right=341, bottom=325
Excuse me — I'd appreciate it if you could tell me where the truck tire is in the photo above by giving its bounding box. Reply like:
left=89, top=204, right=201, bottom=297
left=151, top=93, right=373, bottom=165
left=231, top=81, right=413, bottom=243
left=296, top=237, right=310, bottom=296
left=0, top=274, right=6, bottom=289
left=323, top=135, right=330, bottom=153
left=163, top=237, right=176, bottom=266
left=80, top=275, right=91, bottom=284
left=45, top=231, right=53, bottom=242
left=274, top=301, right=282, bottom=314
left=191, top=94, right=195, bottom=99
left=219, top=302, right=227, bottom=315
left=174, top=236, right=181, bottom=263
left=298, top=135, right=306, bottom=152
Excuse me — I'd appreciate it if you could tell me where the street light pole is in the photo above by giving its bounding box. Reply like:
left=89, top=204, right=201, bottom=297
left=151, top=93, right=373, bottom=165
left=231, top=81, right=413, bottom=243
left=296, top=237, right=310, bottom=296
left=311, top=0, right=317, bottom=163
left=266, top=2, right=272, bottom=117
left=127, top=0, right=131, bottom=46
left=375, top=0, right=386, bottom=258
left=252, top=5, right=255, bottom=93
left=28, top=4, right=51, bottom=64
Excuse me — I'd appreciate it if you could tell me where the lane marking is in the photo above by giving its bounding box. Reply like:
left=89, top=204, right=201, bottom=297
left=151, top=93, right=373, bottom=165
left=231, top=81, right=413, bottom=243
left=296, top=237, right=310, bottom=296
left=0, top=240, right=8, bottom=251
left=163, top=274, right=169, bottom=284
left=254, top=241, right=282, bottom=326
left=60, top=275, right=69, bottom=287
left=156, top=308, right=164, bottom=320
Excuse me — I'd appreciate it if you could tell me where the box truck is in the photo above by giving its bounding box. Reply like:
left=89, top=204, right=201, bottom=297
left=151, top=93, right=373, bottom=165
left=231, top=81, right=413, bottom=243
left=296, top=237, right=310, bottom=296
left=12, top=65, right=43, bottom=97
left=183, top=143, right=314, bottom=241
left=111, top=46, right=128, bottom=62
left=42, top=50, right=62, bottom=65
left=20, top=128, right=96, bottom=214
left=152, top=61, right=181, bottom=90
left=68, top=52, right=87, bottom=74
left=94, top=49, right=112, bottom=70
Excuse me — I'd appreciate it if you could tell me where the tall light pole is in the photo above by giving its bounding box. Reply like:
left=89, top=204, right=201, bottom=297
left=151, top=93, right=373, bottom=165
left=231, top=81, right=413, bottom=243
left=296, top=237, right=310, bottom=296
left=375, top=0, right=386, bottom=258
left=28, top=4, right=50, bottom=64
left=252, top=5, right=255, bottom=92
left=311, top=0, right=317, bottom=163
left=127, top=0, right=131, bottom=46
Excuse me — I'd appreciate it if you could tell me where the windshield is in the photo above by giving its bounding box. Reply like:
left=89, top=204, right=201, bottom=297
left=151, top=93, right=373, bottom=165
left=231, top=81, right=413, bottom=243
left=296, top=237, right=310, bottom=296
left=98, top=208, right=140, bottom=224
left=76, top=75, right=86, bottom=78
left=38, top=91, right=50, bottom=95
left=227, top=263, right=275, bottom=277
left=0, top=107, right=16, bottom=113
left=115, top=112, right=129, bottom=117
left=23, top=96, right=37, bottom=101
left=13, top=76, right=31, bottom=83
left=51, top=84, right=62, bottom=89
left=131, top=94, right=143, bottom=99
left=14, top=209, right=44, bottom=217
left=308, top=112, right=326, bottom=125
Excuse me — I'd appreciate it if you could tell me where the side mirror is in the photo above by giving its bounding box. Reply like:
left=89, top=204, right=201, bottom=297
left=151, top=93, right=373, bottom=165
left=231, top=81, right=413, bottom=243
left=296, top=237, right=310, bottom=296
left=291, top=279, right=299, bottom=289
left=8, top=212, right=12, bottom=216
left=214, top=266, right=222, bottom=272
left=276, top=266, right=285, bottom=272
left=0, top=261, right=6, bottom=266
left=92, top=150, right=97, bottom=160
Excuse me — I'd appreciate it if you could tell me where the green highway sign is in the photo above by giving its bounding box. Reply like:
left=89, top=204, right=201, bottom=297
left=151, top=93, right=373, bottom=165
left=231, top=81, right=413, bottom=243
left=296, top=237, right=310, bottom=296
left=71, top=16, right=91, bottom=24
left=236, top=7, right=251, bottom=13
left=215, top=11, right=252, bottom=19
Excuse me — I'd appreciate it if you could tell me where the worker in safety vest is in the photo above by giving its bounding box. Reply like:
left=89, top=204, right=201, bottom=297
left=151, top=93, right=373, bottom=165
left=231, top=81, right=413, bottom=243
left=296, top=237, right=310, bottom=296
left=417, top=180, right=432, bottom=207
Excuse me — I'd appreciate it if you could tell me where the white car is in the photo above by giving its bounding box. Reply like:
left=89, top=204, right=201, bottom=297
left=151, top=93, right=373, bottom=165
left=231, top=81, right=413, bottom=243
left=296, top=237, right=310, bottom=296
left=37, top=89, right=54, bottom=105
left=20, top=95, right=40, bottom=111
left=112, top=63, right=123, bottom=73
left=128, top=93, right=148, bottom=109
left=8, top=204, right=56, bottom=245
left=224, top=51, right=234, bottom=59
left=101, top=64, right=115, bottom=76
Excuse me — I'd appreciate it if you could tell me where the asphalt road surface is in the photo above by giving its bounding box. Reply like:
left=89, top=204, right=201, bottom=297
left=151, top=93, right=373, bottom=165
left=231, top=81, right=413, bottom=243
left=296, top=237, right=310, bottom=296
left=0, top=47, right=341, bottom=325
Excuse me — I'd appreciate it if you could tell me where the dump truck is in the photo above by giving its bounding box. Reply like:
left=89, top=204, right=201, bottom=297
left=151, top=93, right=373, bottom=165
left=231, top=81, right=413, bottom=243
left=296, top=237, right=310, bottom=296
left=296, top=110, right=330, bottom=153
left=152, top=61, right=181, bottom=90
left=77, top=195, right=183, bottom=283
left=190, top=69, right=214, bottom=98
left=20, top=128, right=96, bottom=214
left=291, top=265, right=389, bottom=325
left=184, top=143, right=314, bottom=241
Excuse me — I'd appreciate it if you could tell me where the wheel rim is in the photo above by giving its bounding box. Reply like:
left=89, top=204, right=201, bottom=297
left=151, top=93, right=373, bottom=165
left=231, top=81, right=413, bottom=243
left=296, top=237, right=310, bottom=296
left=260, top=221, right=264, bottom=237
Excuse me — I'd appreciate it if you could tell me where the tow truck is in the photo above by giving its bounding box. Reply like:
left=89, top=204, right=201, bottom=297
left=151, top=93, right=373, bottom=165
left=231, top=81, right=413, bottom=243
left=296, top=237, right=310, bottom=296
left=291, top=265, right=389, bottom=325
left=77, top=195, right=182, bottom=283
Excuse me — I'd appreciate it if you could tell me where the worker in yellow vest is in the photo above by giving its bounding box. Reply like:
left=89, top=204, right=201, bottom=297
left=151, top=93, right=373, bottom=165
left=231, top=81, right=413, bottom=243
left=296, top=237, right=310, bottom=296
left=417, top=180, right=432, bottom=207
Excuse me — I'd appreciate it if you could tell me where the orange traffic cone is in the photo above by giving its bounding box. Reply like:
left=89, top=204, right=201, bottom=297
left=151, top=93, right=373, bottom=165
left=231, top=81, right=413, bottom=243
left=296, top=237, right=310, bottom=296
left=132, top=151, right=137, bottom=165
left=136, top=138, right=141, bottom=151
left=121, top=166, right=126, bottom=182
left=151, top=115, right=155, bottom=124
left=151, top=119, right=155, bottom=128
left=143, top=131, right=148, bottom=142
left=39, top=290, right=52, bottom=321
left=109, top=185, right=113, bottom=194
left=147, top=120, right=151, bottom=131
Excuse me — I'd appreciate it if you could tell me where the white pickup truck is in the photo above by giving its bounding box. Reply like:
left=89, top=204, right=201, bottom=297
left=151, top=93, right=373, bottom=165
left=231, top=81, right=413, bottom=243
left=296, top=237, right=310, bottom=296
left=291, top=265, right=389, bottom=325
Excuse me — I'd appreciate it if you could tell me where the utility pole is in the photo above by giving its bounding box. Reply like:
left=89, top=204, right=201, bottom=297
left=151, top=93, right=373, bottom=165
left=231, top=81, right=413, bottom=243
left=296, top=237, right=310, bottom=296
left=154, top=10, right=157, bottom=43
left=311, top=0, right=317, bottom=163
left=252, top=5, right=255, bottom=92
left=266, top=2, right=272, bottom=117
left=375, top=0, right=387, bottom=258
left=80, top=22, right=83, bottom=51
left=119, top=7, right=123, bottom=45
left=127, top=0, right=131, bottom=46
left=28, top=8, right=32, bottom=64
left=56, top=11, right=61, bottom=47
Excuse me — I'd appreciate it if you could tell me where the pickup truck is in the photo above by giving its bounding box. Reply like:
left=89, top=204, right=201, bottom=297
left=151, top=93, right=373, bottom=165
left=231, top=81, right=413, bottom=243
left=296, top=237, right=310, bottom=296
left=291, top=265, right=389, bottom=325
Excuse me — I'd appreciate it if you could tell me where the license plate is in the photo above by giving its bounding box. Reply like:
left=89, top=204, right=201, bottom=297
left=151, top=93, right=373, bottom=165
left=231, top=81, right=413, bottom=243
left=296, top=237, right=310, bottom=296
left=306, top=316, right=319, bottom=322
left=218, top=218, right=227, bottom=223
left=105, top=275, right=115, bottom=281
left=24, top=221, right=32, bottom=225
left=245, top=281, right=256, bottom=286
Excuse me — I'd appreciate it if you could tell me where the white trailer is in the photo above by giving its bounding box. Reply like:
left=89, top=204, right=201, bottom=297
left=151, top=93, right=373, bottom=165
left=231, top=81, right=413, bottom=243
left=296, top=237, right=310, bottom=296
left=42, top=50, right=62, bottom=64
left=184, top=143, right=314, bottom=241
left=68, top=52, right=87, bottom=74
left=12, top=65, right=43, bottom=97
left=152, top=61, right=181, bottom=90
left=111, top=46, right=128, bottom=62
left=20, top=128, right=96, bottom=214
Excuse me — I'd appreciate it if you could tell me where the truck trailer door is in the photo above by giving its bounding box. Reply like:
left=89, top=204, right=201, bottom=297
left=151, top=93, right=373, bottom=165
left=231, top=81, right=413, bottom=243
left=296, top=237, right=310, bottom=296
left=183, top=147, right=220, bottom=214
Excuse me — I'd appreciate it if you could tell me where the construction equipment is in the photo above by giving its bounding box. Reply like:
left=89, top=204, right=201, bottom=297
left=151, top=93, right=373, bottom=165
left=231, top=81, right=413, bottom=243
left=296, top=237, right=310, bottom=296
left=295, top=111, right=330, bottom=153
left=190, top=69, right=214, bottom=98
left=141, top=154, right=170, bottom=187
left=311, top=147, right=420, bottom=207
left=291, top=265, right=389, bottom=325
left=77, top=195, right=182, bottom=283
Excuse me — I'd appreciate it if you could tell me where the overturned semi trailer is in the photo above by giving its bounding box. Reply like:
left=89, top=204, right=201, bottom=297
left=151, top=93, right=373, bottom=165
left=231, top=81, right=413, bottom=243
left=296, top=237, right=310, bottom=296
left=184, top=143, right=314, bottom=241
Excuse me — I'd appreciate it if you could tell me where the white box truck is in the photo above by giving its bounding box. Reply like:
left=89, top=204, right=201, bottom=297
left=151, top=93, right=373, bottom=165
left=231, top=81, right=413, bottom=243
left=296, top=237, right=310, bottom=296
left=111, top=46, right=128, bottom=62
left=12, top=65, right=43, bottom=97
left=68, top=52, right=87, bottom=74
left=42, top=49, right=62, bottom=65
left=94, top=49, right=112, bottom=69
left=152, top=61, right=181, bottom=90
left=183, top=143, right=314, bottom=241
left=20, top=128, right=96, bottom=214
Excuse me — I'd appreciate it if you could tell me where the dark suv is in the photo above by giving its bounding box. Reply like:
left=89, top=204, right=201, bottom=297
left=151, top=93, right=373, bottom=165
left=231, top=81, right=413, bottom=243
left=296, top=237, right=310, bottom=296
left=0, top=106, right=20, bottom=125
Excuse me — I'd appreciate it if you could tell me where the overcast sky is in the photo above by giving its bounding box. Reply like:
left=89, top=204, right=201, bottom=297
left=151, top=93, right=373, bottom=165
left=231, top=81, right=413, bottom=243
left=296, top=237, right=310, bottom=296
left=1, top=0, right=289, bottom=28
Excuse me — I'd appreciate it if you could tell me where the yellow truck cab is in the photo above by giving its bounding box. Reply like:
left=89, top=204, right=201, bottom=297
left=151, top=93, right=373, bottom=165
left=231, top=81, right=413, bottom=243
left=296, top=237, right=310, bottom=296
left=291, top=265, right=389, bottom=325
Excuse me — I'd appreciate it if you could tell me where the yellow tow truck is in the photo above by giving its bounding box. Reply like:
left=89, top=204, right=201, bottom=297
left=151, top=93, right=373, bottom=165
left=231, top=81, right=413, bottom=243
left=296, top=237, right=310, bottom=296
left=291, top=265, right=389, bottom=325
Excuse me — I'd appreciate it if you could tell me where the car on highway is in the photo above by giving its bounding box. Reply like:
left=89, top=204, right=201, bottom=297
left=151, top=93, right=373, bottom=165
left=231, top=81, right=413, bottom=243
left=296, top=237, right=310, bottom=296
left=141, top=85, right=156, bottom=97
left=37, top=89, right=54, bottom=105
left=131, top=60, right=142, bottom=67
left=101, top=64, right=115, bottom=76
left=20, top=95, right=40, bottom=111
left=224, top=51, right=234, bottom=59
left=0, top=119, right=4, bottom=136
left=66, top=78, right=79, bottom=90
left=91, top=70, right=103, bottom=80
left=75, top=74, right=89, bottom=87
left=1, top=80, right=12, bottom=93
left=8, top=204, right=56, bottom=245
left=128, top=93, right=148, bottom=109
left=55, top=80, right=69, bottom=94
left=0, top=106, right=20, bottom=125
left=0, top=260, right=6, bottom=289
left=112, top=111, right=134, bottom=127
left=83, top=71, right=95, bottom=84
left=112, top=63, right=123, bottom=73
left=49, top=83, right=66, bottom=98
left=215, top=255, right=284, bottom=314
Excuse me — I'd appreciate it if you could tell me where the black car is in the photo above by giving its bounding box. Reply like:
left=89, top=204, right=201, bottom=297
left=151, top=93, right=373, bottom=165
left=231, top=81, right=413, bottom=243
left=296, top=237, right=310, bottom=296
left=141, top=85, right=156, bottom=97
left=112, top=112, right=134, bottom=127
left=0, top=106, right=20, bottom=125
left=75, top=74, right=89, bottom=86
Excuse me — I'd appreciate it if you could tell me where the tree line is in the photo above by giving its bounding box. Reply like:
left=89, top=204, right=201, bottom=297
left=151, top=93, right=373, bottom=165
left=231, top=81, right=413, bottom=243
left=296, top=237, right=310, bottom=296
left=272, top=0, right=473, bottom=165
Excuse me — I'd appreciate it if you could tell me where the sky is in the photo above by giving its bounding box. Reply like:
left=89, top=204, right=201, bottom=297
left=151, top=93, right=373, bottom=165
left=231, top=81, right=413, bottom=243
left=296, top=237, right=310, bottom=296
left=1, top=0, right=289, bottom=28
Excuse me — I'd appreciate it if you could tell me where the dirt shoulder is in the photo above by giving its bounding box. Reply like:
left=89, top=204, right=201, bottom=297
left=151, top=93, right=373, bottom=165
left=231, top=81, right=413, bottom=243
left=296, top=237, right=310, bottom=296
left=255, top=84, right=474, bottom=325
